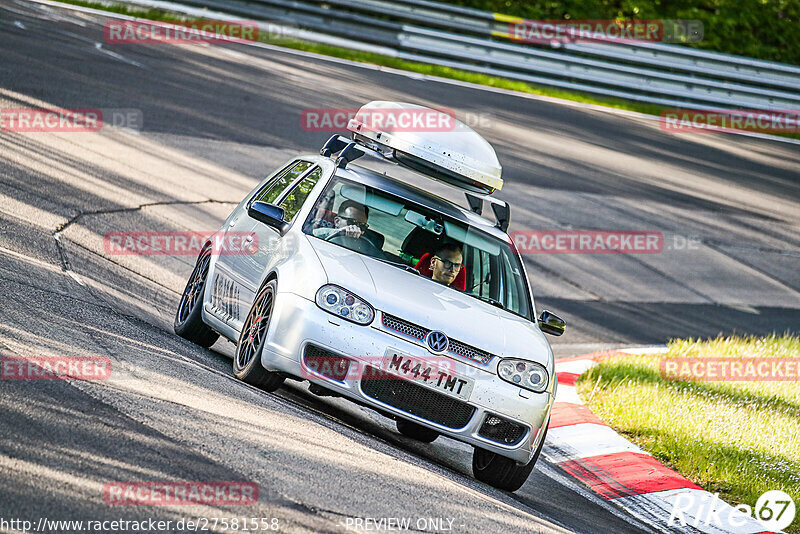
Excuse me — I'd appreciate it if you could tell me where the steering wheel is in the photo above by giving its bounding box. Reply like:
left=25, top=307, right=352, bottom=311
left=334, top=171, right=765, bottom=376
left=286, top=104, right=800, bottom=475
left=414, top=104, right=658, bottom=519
left=328, top=231, right=384, bottom=257
left=323, top=227, right=347, bottom=242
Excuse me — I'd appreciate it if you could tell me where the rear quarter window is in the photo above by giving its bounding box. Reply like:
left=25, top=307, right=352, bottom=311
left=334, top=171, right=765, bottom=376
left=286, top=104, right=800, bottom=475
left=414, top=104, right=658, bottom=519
left=279, top=167, right=323, bottom=222
left=251, top=160, right=313, bottom=206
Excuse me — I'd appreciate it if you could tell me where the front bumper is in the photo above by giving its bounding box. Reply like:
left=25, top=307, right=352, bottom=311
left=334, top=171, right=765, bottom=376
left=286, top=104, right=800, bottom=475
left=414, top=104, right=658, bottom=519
left=261, top=292, right=554, bottom=464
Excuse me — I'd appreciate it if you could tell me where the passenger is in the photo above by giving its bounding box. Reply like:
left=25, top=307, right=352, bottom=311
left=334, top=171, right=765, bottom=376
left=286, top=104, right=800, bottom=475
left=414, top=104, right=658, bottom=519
left=313, top=200, right=369, bottom=240
left=430, top=242, right=463, bottom=287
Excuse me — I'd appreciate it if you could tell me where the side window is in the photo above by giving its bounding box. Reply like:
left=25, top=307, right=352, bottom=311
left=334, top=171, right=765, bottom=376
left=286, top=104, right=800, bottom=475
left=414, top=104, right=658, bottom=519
left=251, top=160, right=312, bottom=206
left=279, top=167, right=323, bottom=222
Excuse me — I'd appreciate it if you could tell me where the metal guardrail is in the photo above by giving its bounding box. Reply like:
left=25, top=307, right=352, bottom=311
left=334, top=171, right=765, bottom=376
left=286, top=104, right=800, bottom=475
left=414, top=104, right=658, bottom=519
left=336, top=0, right=800, bottom=89
left=120, top=0, right=800, bottom=110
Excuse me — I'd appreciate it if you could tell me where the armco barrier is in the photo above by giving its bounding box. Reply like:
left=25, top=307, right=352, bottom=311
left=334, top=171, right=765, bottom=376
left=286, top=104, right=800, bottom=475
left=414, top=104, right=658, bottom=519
left=113, top=0, right=800, bottom=111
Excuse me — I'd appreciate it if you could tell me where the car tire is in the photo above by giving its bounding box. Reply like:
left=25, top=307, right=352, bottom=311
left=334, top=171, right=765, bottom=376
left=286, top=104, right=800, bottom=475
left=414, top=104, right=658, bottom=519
left=174, top=246, right=219, bottom=348
left=472, top=420, right=548, bottom=492
left=233, top=279, right=285, bottom=392
left=396, top=419, right=439, bottom=443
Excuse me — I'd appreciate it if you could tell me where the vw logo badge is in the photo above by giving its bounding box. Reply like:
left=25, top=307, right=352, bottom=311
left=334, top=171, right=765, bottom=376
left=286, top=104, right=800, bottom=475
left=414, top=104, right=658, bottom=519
left=425, top=330, right=449, bottom=354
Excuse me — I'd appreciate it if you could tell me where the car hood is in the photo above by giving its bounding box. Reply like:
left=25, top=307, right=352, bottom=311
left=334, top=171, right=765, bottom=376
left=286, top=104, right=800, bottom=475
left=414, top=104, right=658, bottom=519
left=308, top=238, right=552, bottom=367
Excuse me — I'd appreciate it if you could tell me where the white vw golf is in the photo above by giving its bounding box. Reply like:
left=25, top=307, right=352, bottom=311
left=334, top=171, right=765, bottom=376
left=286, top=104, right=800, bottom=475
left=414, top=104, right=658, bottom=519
left=174, top=102, right=566, bottom=491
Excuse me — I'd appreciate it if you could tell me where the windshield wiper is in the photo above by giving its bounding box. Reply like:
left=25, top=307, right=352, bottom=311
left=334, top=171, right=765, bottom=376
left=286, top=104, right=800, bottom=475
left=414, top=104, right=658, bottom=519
left=471, top=294, right=505, bottom=310
left=373, top=257, right=422, bottom=276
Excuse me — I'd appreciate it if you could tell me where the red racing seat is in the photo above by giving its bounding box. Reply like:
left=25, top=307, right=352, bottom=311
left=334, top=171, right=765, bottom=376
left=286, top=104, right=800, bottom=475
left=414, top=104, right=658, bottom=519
left=416, top=252, right=467, bottom=291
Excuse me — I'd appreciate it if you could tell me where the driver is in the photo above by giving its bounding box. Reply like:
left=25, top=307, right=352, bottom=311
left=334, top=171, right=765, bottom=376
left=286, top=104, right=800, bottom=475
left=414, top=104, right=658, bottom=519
left=430, top=242, right=463, bottom=287
left=312, top=200, right=369, bottom=240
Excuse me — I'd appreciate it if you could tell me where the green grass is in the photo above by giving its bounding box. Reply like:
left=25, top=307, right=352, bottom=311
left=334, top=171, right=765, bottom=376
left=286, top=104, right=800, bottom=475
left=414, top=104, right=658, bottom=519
left=55, top=0, right=800, bottom=141
left=577, top=335, right=800, bottom=533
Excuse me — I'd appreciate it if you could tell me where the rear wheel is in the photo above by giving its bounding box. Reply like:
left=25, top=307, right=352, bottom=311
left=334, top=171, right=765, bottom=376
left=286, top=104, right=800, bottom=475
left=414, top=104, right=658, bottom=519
left=233, top=279, right=285, bottom=392
left=396, top=419, right=439, bottom=443
left=472, top=420, right=548, bottom=492
left=174, top=246, right=219, bottom=348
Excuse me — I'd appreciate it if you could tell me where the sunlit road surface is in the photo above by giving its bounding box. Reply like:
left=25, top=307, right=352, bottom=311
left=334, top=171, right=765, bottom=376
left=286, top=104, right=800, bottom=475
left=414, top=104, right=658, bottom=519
left=1, top=2, right=799, bottom=532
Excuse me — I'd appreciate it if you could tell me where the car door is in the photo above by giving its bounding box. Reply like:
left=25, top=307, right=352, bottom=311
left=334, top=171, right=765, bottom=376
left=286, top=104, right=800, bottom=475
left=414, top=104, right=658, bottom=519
left=210, top=159, right=313, bottom=329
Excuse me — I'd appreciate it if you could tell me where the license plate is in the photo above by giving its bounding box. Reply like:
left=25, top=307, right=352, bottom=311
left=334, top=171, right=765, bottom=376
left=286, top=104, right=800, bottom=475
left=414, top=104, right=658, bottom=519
left=381, top=349, right=474, bottom=401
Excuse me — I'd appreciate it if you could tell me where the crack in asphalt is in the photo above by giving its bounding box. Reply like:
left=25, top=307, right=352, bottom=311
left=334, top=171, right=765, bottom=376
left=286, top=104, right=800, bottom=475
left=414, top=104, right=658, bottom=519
left=51, top=198, right=238, bottom=273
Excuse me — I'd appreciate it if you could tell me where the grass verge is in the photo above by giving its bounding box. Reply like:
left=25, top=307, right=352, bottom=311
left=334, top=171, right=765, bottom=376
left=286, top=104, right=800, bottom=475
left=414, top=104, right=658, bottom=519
left=577, top=335, right=800, bottom=533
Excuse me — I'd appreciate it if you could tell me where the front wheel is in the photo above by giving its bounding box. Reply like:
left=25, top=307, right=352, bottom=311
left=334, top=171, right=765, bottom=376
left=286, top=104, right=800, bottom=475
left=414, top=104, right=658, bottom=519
left=174, top=245, right=219, bottom=348
left=472, top=420, right=548, bottom=492
left=233, top=279, right=285, bottom=392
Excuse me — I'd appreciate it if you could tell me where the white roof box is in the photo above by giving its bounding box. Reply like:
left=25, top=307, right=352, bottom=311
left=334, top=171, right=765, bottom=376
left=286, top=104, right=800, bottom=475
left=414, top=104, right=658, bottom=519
left=347, top=101, right=503, bottom=194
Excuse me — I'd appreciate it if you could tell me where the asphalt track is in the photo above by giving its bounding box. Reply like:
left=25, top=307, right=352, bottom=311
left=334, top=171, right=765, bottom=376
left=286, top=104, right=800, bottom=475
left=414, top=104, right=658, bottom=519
left=1, top=2, right=799, bottom=533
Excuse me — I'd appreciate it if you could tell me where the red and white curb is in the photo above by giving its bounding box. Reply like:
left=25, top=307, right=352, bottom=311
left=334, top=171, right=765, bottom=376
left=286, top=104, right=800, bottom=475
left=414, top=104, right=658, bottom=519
left=546, top=347, right=784, bottom=534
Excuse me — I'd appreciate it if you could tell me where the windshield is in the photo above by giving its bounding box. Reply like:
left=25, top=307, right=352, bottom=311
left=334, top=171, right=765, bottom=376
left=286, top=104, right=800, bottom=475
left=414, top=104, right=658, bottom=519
left=302, top=177, right=533, bottom=319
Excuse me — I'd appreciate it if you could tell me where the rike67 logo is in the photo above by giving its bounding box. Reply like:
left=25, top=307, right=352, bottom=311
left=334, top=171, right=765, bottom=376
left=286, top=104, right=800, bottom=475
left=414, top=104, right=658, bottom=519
left=669, top=489, right=795, bottom=531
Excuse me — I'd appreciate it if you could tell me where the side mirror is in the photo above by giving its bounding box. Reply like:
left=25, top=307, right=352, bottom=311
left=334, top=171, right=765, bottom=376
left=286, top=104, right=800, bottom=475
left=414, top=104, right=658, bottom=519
left=538, top=310, right=566, bottom=336
left=248, top=201, right=289, bottom=234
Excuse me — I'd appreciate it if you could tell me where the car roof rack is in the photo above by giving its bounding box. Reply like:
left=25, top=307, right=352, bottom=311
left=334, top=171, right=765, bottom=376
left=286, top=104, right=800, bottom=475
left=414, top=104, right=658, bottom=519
left=320, top=135, right=349, bottom=157
left=335, top=142, right=365, bottom=168
left=319, top=136, right=367, bottom=168
left=490, top=201, right=510, bottom=232
left=464, top=191, right=509, bottom=232
left=318, top=134, right=510, bottom=232
left=464, top=192, right=483, bottom=215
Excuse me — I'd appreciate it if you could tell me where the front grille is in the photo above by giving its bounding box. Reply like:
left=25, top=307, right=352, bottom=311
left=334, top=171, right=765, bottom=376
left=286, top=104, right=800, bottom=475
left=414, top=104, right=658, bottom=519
left=448, top=339, right=493, bottom=365
left=478, top=414, right=527, bottom=445
left=381, top=313, right=494, bottom=365
left=303, top=345, right=351, bottom=381
left=381, top=313, right=427, bottom=340
left=360, top=367, right=475, bottom=429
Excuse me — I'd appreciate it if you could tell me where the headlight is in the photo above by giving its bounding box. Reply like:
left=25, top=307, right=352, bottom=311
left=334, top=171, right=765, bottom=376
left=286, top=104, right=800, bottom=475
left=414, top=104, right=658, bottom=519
left=497, top=359, right=548, bottom=393
left=315, top=285, right=375, bottom=325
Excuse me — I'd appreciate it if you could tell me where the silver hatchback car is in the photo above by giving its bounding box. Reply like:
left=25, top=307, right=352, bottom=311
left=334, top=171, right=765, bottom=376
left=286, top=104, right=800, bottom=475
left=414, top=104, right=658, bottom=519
left=174, top=102, right=566, bottom=492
